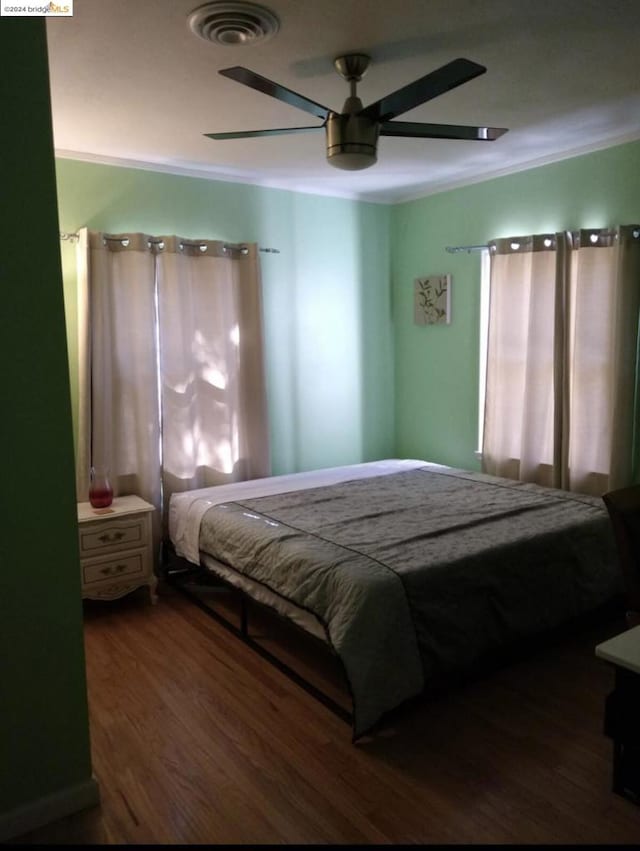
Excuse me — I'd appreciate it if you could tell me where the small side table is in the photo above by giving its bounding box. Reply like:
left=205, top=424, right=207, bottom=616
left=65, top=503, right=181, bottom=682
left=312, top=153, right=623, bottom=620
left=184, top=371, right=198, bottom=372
left=77, top=495, right=157, bottom=604
left=595, top=626, right=640, bottom=805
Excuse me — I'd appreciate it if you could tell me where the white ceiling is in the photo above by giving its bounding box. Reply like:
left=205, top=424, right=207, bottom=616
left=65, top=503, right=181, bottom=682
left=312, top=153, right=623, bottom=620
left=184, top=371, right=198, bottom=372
left=46, top=0, right=640, bottom=204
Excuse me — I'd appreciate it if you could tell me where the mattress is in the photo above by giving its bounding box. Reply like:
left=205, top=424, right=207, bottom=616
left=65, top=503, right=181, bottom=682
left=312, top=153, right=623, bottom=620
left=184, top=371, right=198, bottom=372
left=169, top=460, right=621, bottom=737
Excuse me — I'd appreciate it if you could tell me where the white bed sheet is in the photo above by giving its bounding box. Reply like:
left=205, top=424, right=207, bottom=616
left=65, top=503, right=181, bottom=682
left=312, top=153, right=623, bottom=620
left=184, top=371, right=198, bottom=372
left=169, top=458, right=438, bottom=565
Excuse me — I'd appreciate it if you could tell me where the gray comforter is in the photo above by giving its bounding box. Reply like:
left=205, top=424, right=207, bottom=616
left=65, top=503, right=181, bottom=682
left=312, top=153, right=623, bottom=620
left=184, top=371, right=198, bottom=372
left=198, top=467, right=620, bottom=737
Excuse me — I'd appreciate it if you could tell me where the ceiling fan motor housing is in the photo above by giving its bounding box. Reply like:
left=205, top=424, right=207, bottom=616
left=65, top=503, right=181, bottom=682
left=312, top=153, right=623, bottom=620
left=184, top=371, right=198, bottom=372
left=326, top=107, right=380, bottom=171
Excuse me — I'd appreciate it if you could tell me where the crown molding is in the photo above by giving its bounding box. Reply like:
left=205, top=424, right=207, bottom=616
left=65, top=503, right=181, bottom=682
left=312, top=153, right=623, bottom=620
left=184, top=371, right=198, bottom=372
left=393, top=130, right=640, bottom=205
left=53, top=149, right=373, bottom=203
left=56, top=129, right=640, bottom=207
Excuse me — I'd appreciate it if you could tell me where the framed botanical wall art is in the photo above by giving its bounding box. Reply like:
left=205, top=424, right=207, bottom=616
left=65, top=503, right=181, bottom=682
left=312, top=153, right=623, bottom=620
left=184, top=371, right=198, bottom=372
left=414, top=274, right=451, bottom=325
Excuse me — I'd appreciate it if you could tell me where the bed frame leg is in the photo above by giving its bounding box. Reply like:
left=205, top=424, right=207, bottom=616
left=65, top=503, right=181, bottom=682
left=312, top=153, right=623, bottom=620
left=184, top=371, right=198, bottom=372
left=162, top=539, right=353, bottom=730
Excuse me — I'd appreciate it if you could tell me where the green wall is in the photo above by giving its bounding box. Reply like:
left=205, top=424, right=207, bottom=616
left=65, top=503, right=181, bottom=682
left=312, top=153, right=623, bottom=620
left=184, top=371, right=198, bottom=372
left=56, top=161, right=394, bottom=474
left=0, top=20, right=94, bottom=830
left=57, top=140, right=640, bottom=477
left=391, top=140, right=640, bottom=470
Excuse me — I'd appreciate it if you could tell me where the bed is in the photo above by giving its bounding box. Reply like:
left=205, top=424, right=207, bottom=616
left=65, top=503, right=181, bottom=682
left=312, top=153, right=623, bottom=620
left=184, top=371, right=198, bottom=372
left=168, top=459, right=621, bottom=738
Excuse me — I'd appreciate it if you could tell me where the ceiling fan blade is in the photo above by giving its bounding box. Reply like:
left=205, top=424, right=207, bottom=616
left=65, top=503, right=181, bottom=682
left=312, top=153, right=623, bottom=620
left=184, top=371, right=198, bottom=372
left=205, top=126, right=324, bottom=140
left=219, top=66, right=330, bottom=121
left=380, top=121, right=508, bottom=141
left=359, top=58, right=487, bottom=122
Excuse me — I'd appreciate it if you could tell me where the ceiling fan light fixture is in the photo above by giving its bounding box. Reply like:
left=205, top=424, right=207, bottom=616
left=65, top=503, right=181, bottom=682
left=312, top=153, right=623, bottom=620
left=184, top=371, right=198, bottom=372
left=188, top=1, right=280, bottom=47
left=326, top=111, right=379, bottom=170
left=327, top=149, right=378, bottom=171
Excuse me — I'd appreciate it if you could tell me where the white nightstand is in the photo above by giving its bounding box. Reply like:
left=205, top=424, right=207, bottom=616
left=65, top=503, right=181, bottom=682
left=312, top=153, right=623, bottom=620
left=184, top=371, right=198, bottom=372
left=77, top=495, right=157, bottom=604
left=595, top=626, right=640, bottom=804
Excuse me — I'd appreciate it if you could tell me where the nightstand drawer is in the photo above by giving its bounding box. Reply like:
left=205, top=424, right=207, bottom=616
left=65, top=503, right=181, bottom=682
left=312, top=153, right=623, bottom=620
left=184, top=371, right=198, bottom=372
left=79, top=517, right=146, bottom=556
left=82, top=551, right=145, bottom=585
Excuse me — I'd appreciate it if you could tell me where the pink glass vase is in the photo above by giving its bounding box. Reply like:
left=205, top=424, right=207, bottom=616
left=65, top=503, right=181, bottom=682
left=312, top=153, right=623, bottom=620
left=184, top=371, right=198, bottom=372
left=89, top=466, right=113, bottom=508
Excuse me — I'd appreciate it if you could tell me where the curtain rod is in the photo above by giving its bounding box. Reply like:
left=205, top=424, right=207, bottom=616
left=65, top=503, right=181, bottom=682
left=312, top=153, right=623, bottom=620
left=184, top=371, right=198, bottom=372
left=59, top=232, right=280, bottom=254
left=445, top=244, right=489, bottom=254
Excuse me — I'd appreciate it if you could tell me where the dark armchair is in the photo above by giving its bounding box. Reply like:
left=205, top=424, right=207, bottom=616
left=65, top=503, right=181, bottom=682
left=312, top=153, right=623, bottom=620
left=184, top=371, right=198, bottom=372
left=603, top=485, right=640, bottom=628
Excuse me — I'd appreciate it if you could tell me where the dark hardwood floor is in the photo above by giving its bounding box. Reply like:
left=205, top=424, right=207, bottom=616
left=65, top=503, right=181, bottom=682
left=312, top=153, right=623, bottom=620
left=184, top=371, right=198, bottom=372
left=10, top=582, right=640, bottom=844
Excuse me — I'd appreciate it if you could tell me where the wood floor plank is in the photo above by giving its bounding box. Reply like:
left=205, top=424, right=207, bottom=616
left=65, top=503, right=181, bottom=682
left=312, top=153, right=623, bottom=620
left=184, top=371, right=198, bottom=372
left=10, top=584, right=640, bottom=845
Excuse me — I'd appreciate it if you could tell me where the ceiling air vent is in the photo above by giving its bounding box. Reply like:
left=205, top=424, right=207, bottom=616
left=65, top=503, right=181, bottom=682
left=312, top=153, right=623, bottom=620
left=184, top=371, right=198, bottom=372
left=188, top=1, right=280, bottom=46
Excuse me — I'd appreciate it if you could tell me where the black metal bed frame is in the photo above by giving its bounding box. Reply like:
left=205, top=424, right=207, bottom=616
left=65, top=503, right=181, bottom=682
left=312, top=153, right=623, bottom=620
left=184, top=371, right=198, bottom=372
left=160, top=546, right=628, bottom=745
left=161, top=546, right=353, bottom=728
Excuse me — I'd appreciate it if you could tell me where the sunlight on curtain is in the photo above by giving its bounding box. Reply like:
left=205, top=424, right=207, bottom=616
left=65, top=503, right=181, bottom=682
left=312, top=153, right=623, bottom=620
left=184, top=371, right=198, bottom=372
left=567, top=228, right=640, bottom=493
left=158, top=238, right=270, bottom=518
left=483, top=226, right=640, bottom=495
left=482, top=235, right=557, bottom=485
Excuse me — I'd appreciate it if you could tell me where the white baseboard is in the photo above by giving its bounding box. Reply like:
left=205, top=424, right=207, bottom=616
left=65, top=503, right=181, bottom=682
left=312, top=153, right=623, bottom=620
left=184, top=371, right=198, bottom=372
left=0, top=776, right=100, bottom=842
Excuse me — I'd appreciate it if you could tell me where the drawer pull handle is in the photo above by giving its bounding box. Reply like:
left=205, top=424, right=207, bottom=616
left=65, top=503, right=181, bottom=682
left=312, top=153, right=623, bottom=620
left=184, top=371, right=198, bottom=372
left=100, top=564, right=128, bottom=576
left=98, top=531, right=126, bottom=543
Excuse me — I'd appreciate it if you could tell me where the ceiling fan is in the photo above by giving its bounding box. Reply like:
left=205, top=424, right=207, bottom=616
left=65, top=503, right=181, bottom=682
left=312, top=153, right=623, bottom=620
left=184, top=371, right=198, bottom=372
left=205, top=54, right=508, bottom=171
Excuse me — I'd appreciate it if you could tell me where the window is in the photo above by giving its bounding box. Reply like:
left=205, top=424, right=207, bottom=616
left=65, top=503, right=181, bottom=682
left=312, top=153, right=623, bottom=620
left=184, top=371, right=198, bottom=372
left=481, top=226, right=640, bottom=495
left=75, top=230, right=270, bottom=546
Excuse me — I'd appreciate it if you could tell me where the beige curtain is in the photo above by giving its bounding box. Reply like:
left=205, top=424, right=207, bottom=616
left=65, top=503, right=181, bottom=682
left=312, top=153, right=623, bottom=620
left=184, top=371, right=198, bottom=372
left=78, top=231, right=270, bottom=550
left=87, top=232, right=162, bottom=545
left=483, top=226, right=640, bottom=495
left=75, top=227, right=91, bottom=501
left=157, top=237, right=270, bottom=520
